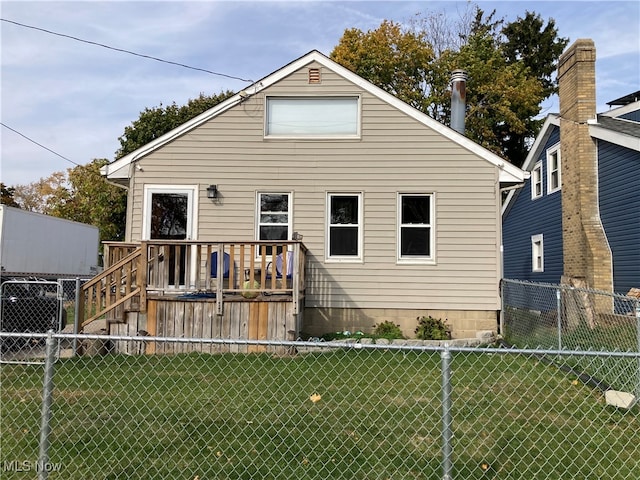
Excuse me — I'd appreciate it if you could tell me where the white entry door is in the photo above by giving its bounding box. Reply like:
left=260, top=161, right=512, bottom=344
left=143, top=185, right=198, bottom=287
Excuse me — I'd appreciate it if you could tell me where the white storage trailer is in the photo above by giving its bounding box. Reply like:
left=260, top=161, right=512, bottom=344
left=0, top=205, right=100, bottom=279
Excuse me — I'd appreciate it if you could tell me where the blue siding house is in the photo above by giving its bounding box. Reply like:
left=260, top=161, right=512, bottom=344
left=502, top=40, right=639, bottom=296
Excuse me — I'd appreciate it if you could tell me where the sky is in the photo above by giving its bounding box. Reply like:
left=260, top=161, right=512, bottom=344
left=1, top=0, right=639, bottom=186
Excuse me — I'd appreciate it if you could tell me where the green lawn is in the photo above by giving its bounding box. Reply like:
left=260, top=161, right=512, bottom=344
left=1, top=348, right=639, bottom=479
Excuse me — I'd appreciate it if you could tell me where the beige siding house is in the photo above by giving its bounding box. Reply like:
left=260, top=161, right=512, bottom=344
left=101, top=50, right=526, bottom=339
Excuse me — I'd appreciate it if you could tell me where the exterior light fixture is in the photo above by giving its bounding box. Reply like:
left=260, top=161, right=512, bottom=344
left=207, top=185, right=218, bottom=200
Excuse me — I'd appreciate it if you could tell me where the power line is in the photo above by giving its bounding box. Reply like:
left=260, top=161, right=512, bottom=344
left=1, top=122, right=81, bottom=167
left=1, top=18, right=254, bottom=83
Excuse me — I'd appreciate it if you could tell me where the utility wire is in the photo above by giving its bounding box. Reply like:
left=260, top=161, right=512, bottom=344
left=1, top=122, right=81, bottom=167
left=1, top=18, right=254, bottom=83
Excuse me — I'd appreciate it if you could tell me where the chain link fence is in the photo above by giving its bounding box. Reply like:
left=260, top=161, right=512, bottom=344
left=1, top=333, right=639, bottom=479
left=0, top=280, right=66, bottom=364
left=501, top=279, right=640, bottom=396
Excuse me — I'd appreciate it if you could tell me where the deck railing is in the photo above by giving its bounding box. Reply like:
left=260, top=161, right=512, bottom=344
left=80, top=241, right=306, bottom=329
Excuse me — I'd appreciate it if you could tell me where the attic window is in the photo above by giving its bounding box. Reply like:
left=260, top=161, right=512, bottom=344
left=265, top=97, right=360, bottom=137
left=308, top=68, right=321, bottom=84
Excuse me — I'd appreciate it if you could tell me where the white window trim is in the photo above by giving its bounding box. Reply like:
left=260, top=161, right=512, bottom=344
left=397, top=193, right=435, bottom=264
left=326, top=192, right=363, bottom=262
left=531, top=162, right=543, bottom=199
left=531, top=234, right=544, bottom=272
left=264, top=95, right=361, bottom=139
left=255, top=192, right=293, bottom=247
left=546, top=143, right=561, bottom=194
left=142, top=184, right=198, bottom=241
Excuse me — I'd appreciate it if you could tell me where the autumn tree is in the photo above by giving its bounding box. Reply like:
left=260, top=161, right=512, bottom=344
left=331, top=20, right=435, bottom=113
left=330, top=4, right=568, bottom=167
left=11, top=172, right=67, bottom=213
left=116, top=90, right=235, bottom=158
left=47, top=159, right=127, bottom=242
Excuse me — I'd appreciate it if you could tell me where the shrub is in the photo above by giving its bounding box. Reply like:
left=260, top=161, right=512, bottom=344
left=373, top=321, right=404, bottom=339
left=415, top=316, right=450, bottom=340
left=320, top=331, right=365, bottom=341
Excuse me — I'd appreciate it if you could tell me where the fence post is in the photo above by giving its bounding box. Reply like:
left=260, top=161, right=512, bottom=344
left=556, top=288, right=562, bottom=350
left=499, top=280, right=505, bottom=336
left=636, top=300, right=640, bottom=399
left=38, top=331, right=56, bottom=480
left=73, top=278, right=81, bottom=357
left=441, top=346, right=453, bottom=480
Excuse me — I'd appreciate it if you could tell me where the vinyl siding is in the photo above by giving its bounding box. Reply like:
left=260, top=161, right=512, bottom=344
left=619, top=110, right=640, bottom=122
left=503, top=126, right=563, bottom=283
left=598, top=140, right=640, bottom=294
left=127, top=61, right=503, bottom=311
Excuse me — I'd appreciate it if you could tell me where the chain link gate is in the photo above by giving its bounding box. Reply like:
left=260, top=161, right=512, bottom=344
left=0, top=279, right=65, bottom=364
left=1, top=336, right=640, bottom=479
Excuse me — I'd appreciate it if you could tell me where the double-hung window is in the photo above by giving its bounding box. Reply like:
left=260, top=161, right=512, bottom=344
left=398, top=194, right=434, bottom=262
left=327, top=193, right=362, bottom=261
left=546, top=145, right=561, bottom=193
left=532, top=162, right=543, bottom=199
left=257, top=193, right=292, bottom=254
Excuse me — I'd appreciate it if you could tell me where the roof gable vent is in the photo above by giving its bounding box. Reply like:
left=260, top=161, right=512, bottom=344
left=308, top=68, right=321, bottom=84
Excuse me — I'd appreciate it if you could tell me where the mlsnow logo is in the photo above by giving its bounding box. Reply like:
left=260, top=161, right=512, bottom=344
left=2, top=460, right=62, bottom=472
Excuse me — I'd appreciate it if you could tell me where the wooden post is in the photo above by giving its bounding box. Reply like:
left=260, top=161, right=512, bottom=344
left=139, top=242, right=148, bottom=313
left=292, top=243, right=300, bottom=315
left=215, top=243, right=224, bottom=316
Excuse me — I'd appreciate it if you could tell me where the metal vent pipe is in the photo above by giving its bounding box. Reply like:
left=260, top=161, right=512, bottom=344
left=450, top=69, right=468, bottom=134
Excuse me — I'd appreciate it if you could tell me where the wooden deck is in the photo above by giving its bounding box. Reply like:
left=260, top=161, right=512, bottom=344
left=80, top=241, right=306, bottom=353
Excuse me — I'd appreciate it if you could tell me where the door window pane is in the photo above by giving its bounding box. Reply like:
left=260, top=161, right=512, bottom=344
left=150, top=193, right=188, bottom=240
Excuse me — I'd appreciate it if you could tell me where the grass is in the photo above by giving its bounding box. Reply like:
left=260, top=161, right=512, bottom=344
left=504, top=307, right=640, bottom=393
left=1, top=348, right=639, bottom=479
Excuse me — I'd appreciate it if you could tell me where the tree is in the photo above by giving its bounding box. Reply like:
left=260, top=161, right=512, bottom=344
left=11, top=172, right=67, bottom=213
left=331, top=20, right=435, bottom=112
left=330, top=4, right=568, bottom=167
left=501, top=11, right=569, bottom=99
left=46, top=159, right=127, bottom=242
left=449, top=7, right=544, bottom=161
left=116, top=91, right=235, bottom=158
left=1, top=183, right=19, bottom=207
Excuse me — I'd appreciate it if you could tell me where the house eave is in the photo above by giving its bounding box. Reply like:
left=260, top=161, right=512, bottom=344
left=589, top=124, right=640, bottom=151
left=102, top=50, right=527, bottom=184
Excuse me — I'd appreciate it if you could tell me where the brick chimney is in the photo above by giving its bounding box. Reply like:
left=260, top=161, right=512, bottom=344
left=558, top=39, right=613, bottom=294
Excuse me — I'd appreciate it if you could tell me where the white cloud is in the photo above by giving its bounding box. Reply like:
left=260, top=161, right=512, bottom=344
left=1, top=0, right=638, bottom=185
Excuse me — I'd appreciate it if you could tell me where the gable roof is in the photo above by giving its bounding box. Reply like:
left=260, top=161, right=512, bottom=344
left=589, top=113, right=640, bottom=151
left=102, top=50, right=526, bottom=184
left=502, top=99, right=640, bottom=214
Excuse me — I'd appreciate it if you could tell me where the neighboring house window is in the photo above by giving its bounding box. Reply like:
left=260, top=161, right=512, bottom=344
left=257, top=193, right=292, bottom=254
left=532, top=162, right=543, bottom=199
left=265, top=97, right=360, bottom=137
left=327, top=193, right=362, bottom=260
left=546, top=144, right=561, bottom=193
left=531, top=234, right=544, bottom=272
left=398, top=193, right=434, bottom=263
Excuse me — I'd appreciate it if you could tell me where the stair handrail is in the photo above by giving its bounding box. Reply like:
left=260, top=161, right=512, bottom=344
left=80, top=247, right=143, bottom=329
